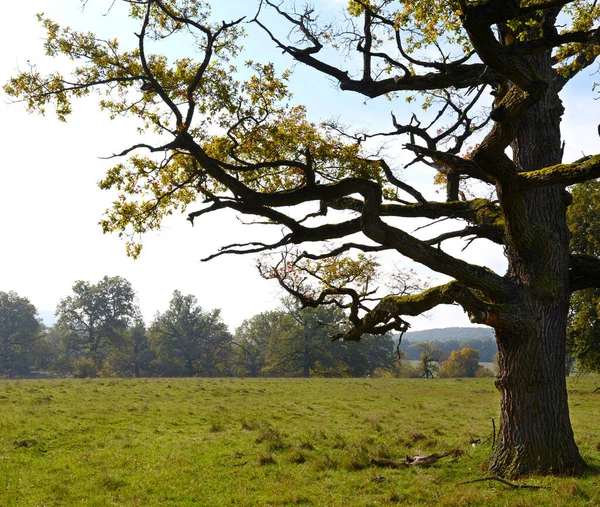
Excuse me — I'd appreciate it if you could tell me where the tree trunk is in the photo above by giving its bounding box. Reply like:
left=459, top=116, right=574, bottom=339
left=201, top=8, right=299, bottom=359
left=490, top=306, right=585, bottom=476
left=303, top=347, right=310, bottom=378
left=489, top=51, right=586, bottom=476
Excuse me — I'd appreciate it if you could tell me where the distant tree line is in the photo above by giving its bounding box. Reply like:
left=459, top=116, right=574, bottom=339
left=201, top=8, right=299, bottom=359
left=400, top=338, right=498, bottom=363
left=392, top=343, right=494, bottom=379
left=3, top=275, right=595, bottom=379
left=0, top=277, right=397, bottom=378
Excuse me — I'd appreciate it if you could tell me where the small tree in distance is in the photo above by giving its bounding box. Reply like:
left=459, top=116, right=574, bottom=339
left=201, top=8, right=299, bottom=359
left=55, top=276, right=138, bottom=374
left=439, top=347, right=481, bottom=378
left=149, top=290, right=232, bottom=376
left=417, top=343, right=442, bottom=379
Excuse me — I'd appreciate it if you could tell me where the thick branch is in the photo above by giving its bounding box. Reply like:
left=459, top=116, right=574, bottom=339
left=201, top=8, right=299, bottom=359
left=570, top=254, right=600, bottom=291
left=339, top=281, right=505, bottom=341
left=519, top=155, right=600, bottom=188
left=463, top=0, right=572, bottom=27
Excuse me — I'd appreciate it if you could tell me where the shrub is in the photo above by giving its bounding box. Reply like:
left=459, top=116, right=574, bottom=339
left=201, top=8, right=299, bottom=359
left=439, top=348, right=480, bottom=378
left=98, top=362, right=118, bottom=378
left=73, top=358, right=97, bottom=378
left=475, top=365, right=495, bottom=378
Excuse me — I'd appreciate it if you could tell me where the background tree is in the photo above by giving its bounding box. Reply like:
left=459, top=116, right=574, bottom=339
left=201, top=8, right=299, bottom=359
left=439, top=347, right=481, bottom=378
left=7, top=0, right=600, bottom=476
left=339, top=333, right=396, bottom=377
left=55, top=276, right=138, bottom=373
left=40, top=325, right=73, bottom=376
left=149, top=290, right=232, bottom=376
left=567, top=179, right=600, bottom=373
left=0, top=291, right=42, bottom=376
left=416, top=343, right=442, bottom=379
left=401, top=338, right=497, bottom=362
left=263, top=302, right=347, bottom=377
left=107, top=321, right=155, bottom=377
left=31, top=324, right=62, bottom=373
left=232, top=312, right=278, bottom=377
left=234, top=308, right=395, bottom=377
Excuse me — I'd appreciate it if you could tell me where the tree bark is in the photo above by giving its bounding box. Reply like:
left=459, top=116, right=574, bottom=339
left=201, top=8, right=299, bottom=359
left=489, top=52, right=586, bottom=476
left=490, top=305, right=585, bottom=476
left=302, top=344, right=310, bottom=378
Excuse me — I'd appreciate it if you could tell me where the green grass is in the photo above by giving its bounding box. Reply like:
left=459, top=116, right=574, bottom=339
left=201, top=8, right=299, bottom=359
left=0, top=377, right=599, bottom=506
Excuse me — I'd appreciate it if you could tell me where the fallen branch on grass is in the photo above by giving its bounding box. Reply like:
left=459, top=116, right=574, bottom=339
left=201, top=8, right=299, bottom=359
left=458, top=476, right=550, bottom=490
left=371, top=450, right=457, bottom=468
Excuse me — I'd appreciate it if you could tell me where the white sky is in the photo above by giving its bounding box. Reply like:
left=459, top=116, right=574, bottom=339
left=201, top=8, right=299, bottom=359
left=0, top=1, right=598, bottom=333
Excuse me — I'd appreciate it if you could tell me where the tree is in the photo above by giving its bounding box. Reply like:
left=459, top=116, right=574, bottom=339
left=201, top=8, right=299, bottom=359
left=232, top=311, right=278, bottom=377
left=6, top=0, right=600, bottom=476
left=340, top=333, right=396, bottom=377
left=149, top=290, right=232, bottom=376
left=32, top=324, right=62, bottom=372
left=108, top=321, right=155, bottom=377
left=440, top=347, right=481, bottom=378
left=263, top=303, right=348, bottom=377
left=234, top=307, right=395, bottom=377
left=0, top=291, right=42, bottom=376
left=55, top=276, right=138, bottom=371
left=416, top=343, right=442, bottom=379
left=567, top=180, right=600, bottom=372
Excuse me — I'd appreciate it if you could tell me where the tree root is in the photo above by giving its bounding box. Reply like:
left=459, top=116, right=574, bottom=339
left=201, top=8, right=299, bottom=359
left=458, top=476, right=550, bottom=489
left=371, top=450, right=457, bottom=468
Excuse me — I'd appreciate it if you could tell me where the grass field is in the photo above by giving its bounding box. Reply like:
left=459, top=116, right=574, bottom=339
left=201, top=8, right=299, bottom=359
left=0, top=376, right=599, bottom=506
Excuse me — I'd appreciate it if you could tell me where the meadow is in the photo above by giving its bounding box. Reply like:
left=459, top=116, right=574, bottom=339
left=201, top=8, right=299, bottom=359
left=0, top=376, right=598, bottom=506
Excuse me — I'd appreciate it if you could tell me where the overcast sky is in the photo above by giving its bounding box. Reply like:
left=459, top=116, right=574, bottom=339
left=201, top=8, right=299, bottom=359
left=1, top=1, right=598, bottom=332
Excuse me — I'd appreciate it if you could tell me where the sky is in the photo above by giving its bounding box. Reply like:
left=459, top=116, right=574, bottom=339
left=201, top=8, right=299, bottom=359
left=0, top=0, right=598, bottom=333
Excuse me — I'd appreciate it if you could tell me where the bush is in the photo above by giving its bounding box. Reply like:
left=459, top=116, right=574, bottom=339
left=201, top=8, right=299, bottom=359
left=73, top=358, right=97, bottom=378
left=390, top=361, right=420, bottom=378
left=439, top=348, right=480, bottom=378
left=98, top=362, right=118, bottom=378
left=475, top=365, right=495, bottom=378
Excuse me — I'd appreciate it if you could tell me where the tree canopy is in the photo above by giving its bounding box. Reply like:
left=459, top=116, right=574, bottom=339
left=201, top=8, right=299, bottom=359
left=0, top=291, right=42, bottom=376
left=6, top=0, right=600, bottom=477
left=55, top=275, right=138, bottom=368
left=149, top=290, right=231, bottom=376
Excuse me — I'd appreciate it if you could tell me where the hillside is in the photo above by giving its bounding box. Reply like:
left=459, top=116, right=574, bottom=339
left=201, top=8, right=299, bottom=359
left=402, top=327, right=494, bottom=343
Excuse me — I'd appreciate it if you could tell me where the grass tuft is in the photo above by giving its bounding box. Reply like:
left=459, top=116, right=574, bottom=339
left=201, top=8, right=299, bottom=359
left=257, top=452, right=276, bottom=466
left=408, top=430, right=427, bottom=443
left=288, top=449, right=307, bottom=464
left=239, top=415, right=258, bottom=431
left=256, top=426, right=288, bottom=451
left=98, top=473, right=128, bottom=491
left=345, top=443, right=372, bottom=471
left=312, top=452, right=339, bottom=471
left=298, top=438, right=315, bottom=451
left=208, top=419, right=225, bottom=433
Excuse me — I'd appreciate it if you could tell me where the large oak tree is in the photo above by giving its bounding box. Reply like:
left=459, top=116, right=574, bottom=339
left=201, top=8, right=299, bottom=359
left=6, top=0, right=600, bottom=477
left=55, top=276, right=138, bottom=367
